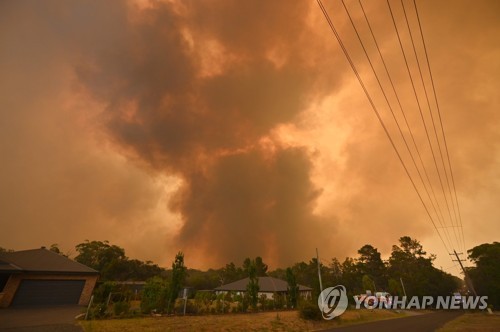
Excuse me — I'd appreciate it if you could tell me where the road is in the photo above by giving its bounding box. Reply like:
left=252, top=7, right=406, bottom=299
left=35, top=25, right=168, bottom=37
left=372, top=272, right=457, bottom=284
left=324, top=311, right=463, bottom=332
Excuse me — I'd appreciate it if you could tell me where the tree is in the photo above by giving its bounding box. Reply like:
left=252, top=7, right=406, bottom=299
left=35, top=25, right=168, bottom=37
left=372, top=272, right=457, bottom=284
left=103, top=259, right=164, bottom=281
left=186, top=268, right=221, bottom=290
left=291, top=258, right=327, bottom=300
left=388, top=236, right=458, bottom=297
left=388, top=278, right=403, bottom=296
left=357, top=244, right=387, bottom=290
left=243, top=256, right=268, bottom=277
left=340, top=257, right=362, bottom=297
left=328, top=258, right=343, bottom=286
left=268, top=267, right=286, bottom=280
left=286, top=267, right=299, bottom=308
left=243, top=258, right=252, bottom=274
left=0, top=247, right=13, bottom=253
left=49, top=244, right=61, bottom=254
left=467, top=242, right=500, bottom=309
left=167, top=251, right=186, bottom=313
left=246, top=260, right=259, bottom=310
left=141, top=276, right=169, bottom=313
left=221, top=262, right=243, bottom=284
left=362, top=275, right=375, bottom=293
left=255, top=256, right=268, bottom=276
left=397, top=236, right=426, bottom=258
left=74, top=240, right=164, bottom=281
left=75, top=240, right=126, bottom=274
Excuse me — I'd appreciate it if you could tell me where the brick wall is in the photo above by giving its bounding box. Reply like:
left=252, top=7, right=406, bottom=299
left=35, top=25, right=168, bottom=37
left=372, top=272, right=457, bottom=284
left=79, top=274, right=98, bottom=305
left=0, top=273, right=99, bottom=307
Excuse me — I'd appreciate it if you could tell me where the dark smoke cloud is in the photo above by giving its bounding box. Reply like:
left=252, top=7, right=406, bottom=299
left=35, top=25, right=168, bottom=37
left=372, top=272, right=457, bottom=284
left=1, top=0, right=498, bottom=270
left=70, top=0, right=343, bottom=266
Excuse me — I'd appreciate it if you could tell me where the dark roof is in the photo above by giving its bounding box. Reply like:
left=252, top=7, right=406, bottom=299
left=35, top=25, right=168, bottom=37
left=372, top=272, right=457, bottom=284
left=214, top=276, right=312, bottom=293
left=0, top=248, right=98, bottom=274
left=0, top=259, right=22, bottom=273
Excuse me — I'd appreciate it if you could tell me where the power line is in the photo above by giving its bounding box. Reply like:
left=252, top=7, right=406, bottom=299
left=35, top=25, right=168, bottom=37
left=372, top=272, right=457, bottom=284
left=316, top=0, right=450, bottom=253
left=342, top=0, right=454, bottom=250
left=356, top=0, right=455, bottom=251
left=400, top=0, right=462, bottom=254
left=412, top=0, right=466, bottom=255
left=386, top=0, right=460, bottom=252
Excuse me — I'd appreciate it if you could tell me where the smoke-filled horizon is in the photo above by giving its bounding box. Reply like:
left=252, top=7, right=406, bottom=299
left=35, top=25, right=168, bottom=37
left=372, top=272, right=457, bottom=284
left=1, top=0, right=499, bottom=273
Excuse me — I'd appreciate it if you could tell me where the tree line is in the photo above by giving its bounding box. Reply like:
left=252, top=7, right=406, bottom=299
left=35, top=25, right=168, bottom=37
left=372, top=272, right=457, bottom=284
left=5, top=236, right=496, bottom=308
left=69, top=236, right=462, bottom=301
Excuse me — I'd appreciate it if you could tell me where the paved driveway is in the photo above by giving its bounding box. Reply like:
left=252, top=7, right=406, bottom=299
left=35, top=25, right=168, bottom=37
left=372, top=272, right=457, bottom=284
left=0, top=306, right=84, bottom=331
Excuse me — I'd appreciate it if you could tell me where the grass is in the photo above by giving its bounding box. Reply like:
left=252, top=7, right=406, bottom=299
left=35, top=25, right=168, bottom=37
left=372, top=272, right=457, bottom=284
left=80, top=309, right=406, bottom=332
left=437, top=312, right=500, bottom=332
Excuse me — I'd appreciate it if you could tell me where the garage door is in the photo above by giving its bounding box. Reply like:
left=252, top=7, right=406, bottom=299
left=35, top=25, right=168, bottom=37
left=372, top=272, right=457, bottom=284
left=12, top=280, right=85, bottom=306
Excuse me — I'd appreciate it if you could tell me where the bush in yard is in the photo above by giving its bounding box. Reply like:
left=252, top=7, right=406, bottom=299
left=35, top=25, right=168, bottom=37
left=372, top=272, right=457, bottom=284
left=258, top=293, right=267, bottom=310
left=299, top=301, right=322, bottom=320
left=194, top=291, right=213, bottom=314
left=224, top=291, right=233, bottom=302
left=141, top=276, right=170, bottom=314
left=113, top=301, right=130, bottom=316
left=266, top=298, right=276, bottom=310
left=89, top=303, right=110, bottom=319
left=241, top=293, right=250, bottom=312
left=273, top=292, right=285, bottom=310
left=174, top=298, right=197, bottom=315
left=93, top=281, right=118, bottom=304
left=214, top=297, right=230, bottom=313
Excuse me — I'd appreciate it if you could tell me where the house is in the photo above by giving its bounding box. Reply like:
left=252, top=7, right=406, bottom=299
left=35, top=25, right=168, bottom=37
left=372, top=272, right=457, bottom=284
left=214, top=276, right=312, bottom=300
left=0, top=247, right=98, bottom=307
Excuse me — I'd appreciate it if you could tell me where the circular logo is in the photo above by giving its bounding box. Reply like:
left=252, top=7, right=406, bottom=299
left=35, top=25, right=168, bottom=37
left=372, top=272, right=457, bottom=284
left=318, top=285, right=348, bottom=320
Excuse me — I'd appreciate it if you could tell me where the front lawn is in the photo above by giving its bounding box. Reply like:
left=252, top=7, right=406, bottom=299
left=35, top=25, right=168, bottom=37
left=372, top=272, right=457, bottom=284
left=80, top=309, right=405, bottom=331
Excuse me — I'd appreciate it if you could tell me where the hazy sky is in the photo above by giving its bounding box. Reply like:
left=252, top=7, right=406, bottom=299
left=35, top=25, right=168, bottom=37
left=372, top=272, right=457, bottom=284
left=1, top=0, right=499, bottom=273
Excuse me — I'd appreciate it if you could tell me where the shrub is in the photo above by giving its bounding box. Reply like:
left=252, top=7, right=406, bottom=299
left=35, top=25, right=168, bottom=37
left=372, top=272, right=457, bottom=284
left=259, top=294, right=267, bottom=310
left=299, top=301, right=322, bottom=320
left=93, top=281, right=117, bottom=304
left=194, top=291, right=213, bottom=314
left=241, top=293, right=249, bottom=312
left=141, top=276, right=170, bottom=314
left=113, top=301, right=130, bottom=316
left=273, top=293, right=285, bottom=310
left=174, top=298, right=197, bottom=315
left=89, top=303, right=110, bottom=319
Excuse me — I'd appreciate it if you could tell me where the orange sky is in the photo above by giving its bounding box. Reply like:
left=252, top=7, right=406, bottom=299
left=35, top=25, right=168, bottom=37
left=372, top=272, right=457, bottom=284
left=1, top=0, right=499, bottom=274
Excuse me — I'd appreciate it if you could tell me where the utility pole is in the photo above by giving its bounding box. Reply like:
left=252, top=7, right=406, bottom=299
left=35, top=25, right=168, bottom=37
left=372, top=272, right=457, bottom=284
left=399, top=277, right=407, bottom=298
left=450, top=250, right=477, bottom=296
left=316, top=248, right=324, bottom=304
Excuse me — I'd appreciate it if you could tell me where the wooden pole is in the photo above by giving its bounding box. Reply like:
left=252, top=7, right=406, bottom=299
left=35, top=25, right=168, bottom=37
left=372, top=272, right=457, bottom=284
left=316, top=248, right=324, bottom=305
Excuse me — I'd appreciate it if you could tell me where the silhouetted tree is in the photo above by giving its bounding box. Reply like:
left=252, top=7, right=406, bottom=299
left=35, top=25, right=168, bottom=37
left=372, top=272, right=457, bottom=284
left=49, top=243, right=61, bottom=254
left=286, top=267, right=299, bottom=308
left=168, top=251, right=186, bottom=313
left=255, top=256, right=268, bottom=276
left=222, top=262, right=244, bottom=283
left=357, top=244, right=387, bottom=290
left=74, top=240, right=164, bottom=281
left=388, top=236, right=459, bottom=297
left=246, top=260, right=259, bottom=310
left=467, top=242, right=500, bottom=308
left=75, top=240, right=126, bottom=273
left=362, top=275, right=375, bottom=293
